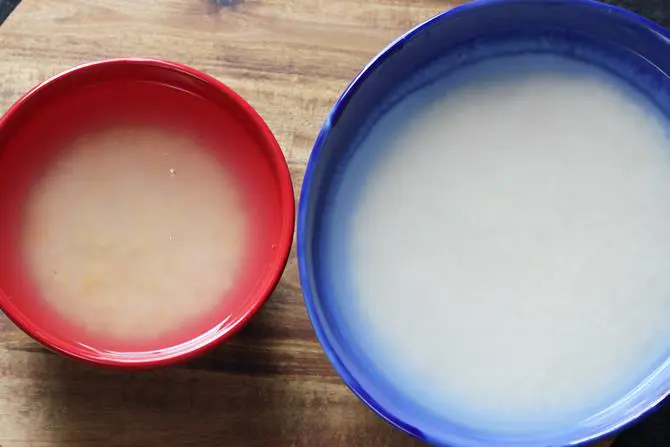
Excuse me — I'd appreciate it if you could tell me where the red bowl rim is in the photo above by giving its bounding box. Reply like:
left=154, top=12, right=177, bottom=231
left=0, top=58, right=295, bottom=368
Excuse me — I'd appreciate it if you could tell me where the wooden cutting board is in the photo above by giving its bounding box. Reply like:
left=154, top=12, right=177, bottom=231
left=0, top=1, right=614, bottom=446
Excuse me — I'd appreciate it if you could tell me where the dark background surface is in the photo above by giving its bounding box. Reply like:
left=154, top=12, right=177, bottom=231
left=600, top=0, right=670, bottom=26
left=0, top=0, right=19, bottom=24
left=0, top=0, right=668, bottom=446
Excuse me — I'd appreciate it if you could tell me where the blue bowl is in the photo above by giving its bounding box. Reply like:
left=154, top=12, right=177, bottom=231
left=297, top=1, right=670, bottom=446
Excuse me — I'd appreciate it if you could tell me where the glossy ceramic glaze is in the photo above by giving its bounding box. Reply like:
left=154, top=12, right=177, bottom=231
left=0, top=58, right=295, bottom=368
left=297, top=1, right=670, bottom=446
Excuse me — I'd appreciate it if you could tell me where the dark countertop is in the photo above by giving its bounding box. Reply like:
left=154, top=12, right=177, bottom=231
left=601, top=0, right=670, bottom=26
left=0, top=0, right=18, bottom=24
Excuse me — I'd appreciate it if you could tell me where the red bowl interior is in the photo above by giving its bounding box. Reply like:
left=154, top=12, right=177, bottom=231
left=0, top=59, right=294, bottom=367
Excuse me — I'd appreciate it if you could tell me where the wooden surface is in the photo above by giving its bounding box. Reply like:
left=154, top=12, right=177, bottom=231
left=0, top=1, right=614, bottom=446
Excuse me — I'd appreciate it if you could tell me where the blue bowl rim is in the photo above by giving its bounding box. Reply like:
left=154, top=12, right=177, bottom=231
left=297, top=1, right=670, bottom=446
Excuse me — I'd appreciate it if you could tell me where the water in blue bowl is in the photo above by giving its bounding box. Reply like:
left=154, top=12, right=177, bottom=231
left=325, top=45, right=670, bottom=434
left=300, top=2, right=670, bottom=445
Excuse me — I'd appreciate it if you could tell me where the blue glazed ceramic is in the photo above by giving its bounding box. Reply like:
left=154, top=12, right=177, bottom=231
left=297, top=1, right=670, bottom=446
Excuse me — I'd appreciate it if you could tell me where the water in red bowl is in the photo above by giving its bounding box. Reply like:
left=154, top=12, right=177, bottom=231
left=0, top=59, right=294, bottom=367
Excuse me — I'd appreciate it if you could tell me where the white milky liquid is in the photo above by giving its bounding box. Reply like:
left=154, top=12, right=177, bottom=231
left=344, top=55, right=670, bottom=429
left=22, top=125, right=246, bottom=345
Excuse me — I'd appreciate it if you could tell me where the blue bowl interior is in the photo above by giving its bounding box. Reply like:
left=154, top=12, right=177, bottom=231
left=298, top=1, right=670, bottom=446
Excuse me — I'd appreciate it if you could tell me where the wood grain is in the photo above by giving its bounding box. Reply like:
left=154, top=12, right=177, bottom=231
left=0, top=0, right=612, bottom=446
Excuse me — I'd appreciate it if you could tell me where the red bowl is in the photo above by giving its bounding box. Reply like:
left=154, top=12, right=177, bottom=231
left=0, top=58, right=294, bottom=368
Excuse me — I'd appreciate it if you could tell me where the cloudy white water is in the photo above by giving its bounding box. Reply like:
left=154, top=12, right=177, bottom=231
left=332, top=54, right=670, bottom=432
